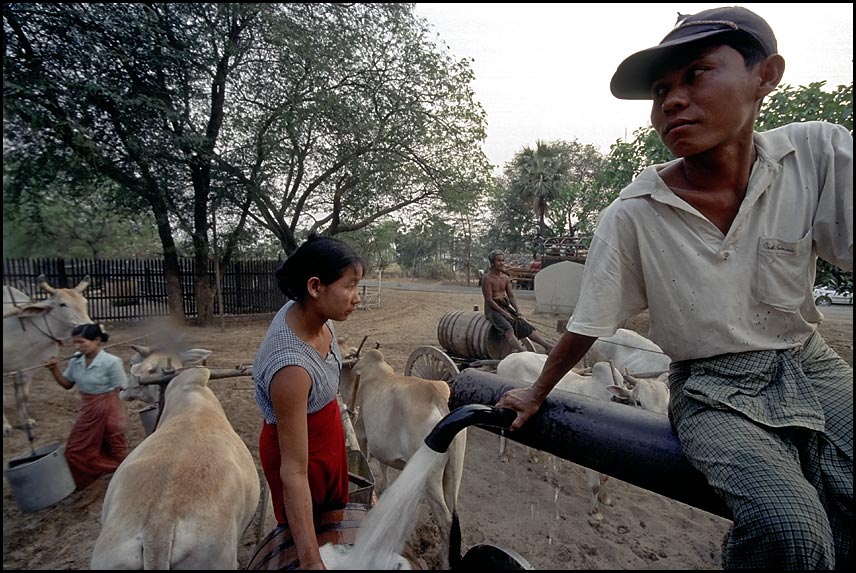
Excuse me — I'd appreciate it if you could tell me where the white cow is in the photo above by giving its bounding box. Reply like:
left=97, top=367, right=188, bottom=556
left=580, top=328, right=672, bottom=376
left=496, top=351, right=669, bottom=523
left=496, top=355, right=627, bottom=463
left=3, top=275, right=92, bottom=435
left=339, top=348, right=466, bottom=570
left=90, top=358, right=260, bottom=569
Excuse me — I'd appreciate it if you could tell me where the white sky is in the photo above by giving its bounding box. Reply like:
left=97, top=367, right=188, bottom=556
left=414, top=3, right=854, bottom=172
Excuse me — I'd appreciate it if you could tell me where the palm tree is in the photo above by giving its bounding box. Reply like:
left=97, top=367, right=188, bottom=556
left=509, top=140, right=570, bottom=238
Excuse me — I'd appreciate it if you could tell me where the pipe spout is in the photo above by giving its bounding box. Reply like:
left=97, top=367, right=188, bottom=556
left=424, top=404, right=517, bottom=453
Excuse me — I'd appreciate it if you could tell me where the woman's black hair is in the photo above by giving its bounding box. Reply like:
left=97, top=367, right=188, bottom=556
left=72, top=323, right=109, bottom=343
left=275, top=235, right=365, bottom=301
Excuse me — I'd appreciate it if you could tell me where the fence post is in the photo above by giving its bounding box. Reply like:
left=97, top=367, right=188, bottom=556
left=213, top=257, right=225, bottom=332
left=56, top=258, right=69, bottom=288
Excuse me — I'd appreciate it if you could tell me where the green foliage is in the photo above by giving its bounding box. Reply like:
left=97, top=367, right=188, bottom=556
left=2, top=147, right=161, bottom=258
left=485, top=139, right=606, bottom=254
left=758, top=82, right=853, bottom=136
left=222, top=4, right=491, bottom=253
left=507, top=141, right=570, bottom=237
left=395, top=215, right=460, bottom=278
left=3, top=3, right=490, bottom=271
left=481, top=174, right=540, bottom=255
left=417, top=260, right=456, bottom=281
left=339, top=220, right=399, bottom=276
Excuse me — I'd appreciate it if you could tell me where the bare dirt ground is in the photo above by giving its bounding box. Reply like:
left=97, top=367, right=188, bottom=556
left=3, top=280, right=853, bottom=570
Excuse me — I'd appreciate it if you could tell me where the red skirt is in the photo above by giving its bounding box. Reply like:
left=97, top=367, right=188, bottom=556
left=65, top=390, right=128, bottom=490
left=259, top=399, right=349, bottom=525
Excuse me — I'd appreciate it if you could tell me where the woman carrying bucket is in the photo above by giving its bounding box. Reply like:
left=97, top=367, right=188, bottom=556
left=45, top=323, right=128, bottom=490
left=252, top=235, right=365, bottom=570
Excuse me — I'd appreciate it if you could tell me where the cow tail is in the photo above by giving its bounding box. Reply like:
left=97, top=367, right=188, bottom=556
left=449, top=511, right=462, bottom=570
left=444, top=427, right=467, bottom=569
left=142, top=522, right=174, bottom=569
left=443, top=427, right=466, bottom=515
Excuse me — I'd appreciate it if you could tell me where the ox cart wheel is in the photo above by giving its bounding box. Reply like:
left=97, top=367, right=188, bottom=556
left=404, top=346, right=460, bottom=383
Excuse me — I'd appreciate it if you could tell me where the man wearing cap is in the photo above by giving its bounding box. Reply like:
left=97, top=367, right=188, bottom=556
left=498, top=6, right=852, bottom=570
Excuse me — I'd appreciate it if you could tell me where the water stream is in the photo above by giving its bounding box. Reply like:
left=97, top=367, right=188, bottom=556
left=322, top=445, right=448, bottom=570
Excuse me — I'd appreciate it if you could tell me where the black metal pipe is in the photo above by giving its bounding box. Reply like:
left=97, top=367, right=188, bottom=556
left=424, top=404, right=517, bottom=453
left=450, top=369, right=731, bottom=520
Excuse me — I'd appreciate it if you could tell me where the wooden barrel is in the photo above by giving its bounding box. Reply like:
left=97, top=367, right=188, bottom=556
left=246, top=503, right=423, bottom=570
left=437, top=310, right=518, bottom=360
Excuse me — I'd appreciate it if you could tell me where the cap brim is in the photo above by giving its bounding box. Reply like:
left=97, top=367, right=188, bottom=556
left=610, top=29, right=731, bottom=100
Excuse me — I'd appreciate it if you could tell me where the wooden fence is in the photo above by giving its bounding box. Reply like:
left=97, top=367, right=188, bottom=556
left=3, top=257, right=287, bottom=321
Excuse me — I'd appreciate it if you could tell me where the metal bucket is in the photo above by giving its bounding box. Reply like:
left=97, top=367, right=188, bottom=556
left=437, top=310, right=532, bottom=360
left=138, top=405, right=159, bottom=436
left=3, top=443, right=76, bottom=512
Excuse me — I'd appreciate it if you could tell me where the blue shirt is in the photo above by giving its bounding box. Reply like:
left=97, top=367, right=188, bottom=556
left=62, top=350, right=128, bottom=395
left=253, top=301, right=343, bottom=424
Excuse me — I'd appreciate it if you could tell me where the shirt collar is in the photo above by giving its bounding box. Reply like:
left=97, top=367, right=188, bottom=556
left=617, top=129, right=795, bottom=202
left=71, top=350, right=107, bottom=367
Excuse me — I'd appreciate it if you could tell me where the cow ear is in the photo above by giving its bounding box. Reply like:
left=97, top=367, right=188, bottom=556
left=19, top=304, right=50, bottom=317
left=130, top=363, right=146, bottom=377
left=131, top=344, right=152, bottom=357
left=180, top=348, right=212, bottom=367
left=607, top=385, right=631, bottom=400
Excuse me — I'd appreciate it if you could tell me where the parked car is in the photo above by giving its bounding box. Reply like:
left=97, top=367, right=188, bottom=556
left=813, top=286, right=853, bottom=306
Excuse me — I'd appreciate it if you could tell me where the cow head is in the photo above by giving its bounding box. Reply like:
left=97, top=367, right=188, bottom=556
left=340, top=336, right=382, bottom=410
left=609, top=373, right=670, bottom=415
left=121, top=344, right=213, bottom=404
left=15, top=275, right=93, bottom=339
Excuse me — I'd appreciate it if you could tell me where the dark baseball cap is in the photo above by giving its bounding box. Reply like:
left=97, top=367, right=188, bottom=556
left=610, top=6, right=777, bottom=100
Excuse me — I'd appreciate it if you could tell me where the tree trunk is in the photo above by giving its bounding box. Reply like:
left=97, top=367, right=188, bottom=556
left=150, top=196, right=185, bottom=321
left=194, top=272, right=214, bottom=326
left=164, top=254, right=184, bottom=320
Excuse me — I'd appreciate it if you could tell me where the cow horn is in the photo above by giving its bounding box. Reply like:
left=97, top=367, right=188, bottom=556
left=608, top=360, right=622, bottom=387
left=37, top=274, right=56, bottom=294
left=131, top=344, right=152, bottom=357
left=75, top=274, right=91, bottom=292
left=354, top=335, right=369, bottom=358
left=623, top=372, right=641, bottom=389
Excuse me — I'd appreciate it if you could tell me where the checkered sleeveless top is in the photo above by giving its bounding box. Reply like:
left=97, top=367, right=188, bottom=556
left=253, top=301, right=343, bottom=423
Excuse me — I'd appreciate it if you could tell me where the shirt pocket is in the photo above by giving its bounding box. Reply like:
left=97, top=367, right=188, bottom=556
left=755, top=231, right=812, bottom=312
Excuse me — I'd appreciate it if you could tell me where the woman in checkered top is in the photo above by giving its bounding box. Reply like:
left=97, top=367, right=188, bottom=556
left=253, top=235, right=365, bottom=570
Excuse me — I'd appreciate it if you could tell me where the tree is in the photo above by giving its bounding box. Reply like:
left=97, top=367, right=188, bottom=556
left=507, top=140, right=570, bottom=238
left=4, top=3, right=265, bottom=323
left=481, top=174, right=539, bottom=256
left=217, top=4, right=490, bottom=255
left=4, top=4, right=490, bottom=325
left=396, top=215, right=457, bottom=279
left=541, top=140, right=606, bottom=238
left=2, top=146, right=161, bottom=259
left=757, top=81, right=853, bottom=136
